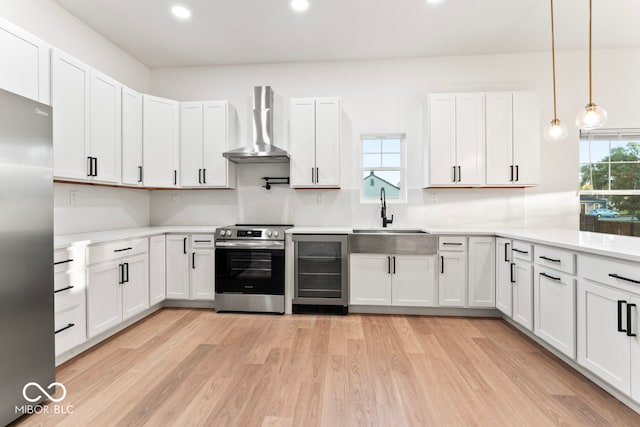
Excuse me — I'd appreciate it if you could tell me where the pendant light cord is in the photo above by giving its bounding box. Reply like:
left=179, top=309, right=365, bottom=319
left=550, top=0, right=558, bottom=121
left=589, top=0, right=593, bottom=105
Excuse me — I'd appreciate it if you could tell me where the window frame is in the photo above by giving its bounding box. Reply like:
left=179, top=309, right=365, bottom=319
left=359, top=133, right=407, bottom=204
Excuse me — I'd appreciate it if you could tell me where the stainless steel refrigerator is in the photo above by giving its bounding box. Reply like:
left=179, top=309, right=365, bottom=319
left=0, top=88, right=55, bottom=425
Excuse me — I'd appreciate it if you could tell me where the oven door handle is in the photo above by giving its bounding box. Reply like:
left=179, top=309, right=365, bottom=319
left=215, top=241, right=285, bottom=250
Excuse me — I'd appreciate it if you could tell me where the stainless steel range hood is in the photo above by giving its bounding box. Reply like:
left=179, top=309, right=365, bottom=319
left=223, top=86, right=290, bottom=163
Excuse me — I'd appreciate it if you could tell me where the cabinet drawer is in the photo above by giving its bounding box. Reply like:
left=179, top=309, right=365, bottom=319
left=54, top=270, right=85, bottom=313
left=535, top=245, right=575, bottom=274
left=87, top=237, right=147, bottom=265
left=511, top=240, right=533, bottom=262
left=54, top=305, right=86, bottom=356
left=54, top=246, right=85, bottom=273
left=578, top=254, right=640, bottom=291
left=191, top=234, right=214, bottom=249
left=439, top=236, right=467, bottom=251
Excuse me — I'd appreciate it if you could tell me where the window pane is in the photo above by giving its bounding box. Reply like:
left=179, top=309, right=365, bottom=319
left=579, top=164, right=592, bottom=190
left=382, top=139, right=401, bottom=153
left=363, top=153, right=381, bottom=168
left=580, top=194, right=640, bottom=237
left=590, top=163, right=610, bottom=190
left=579, top=140, right=590, bottom=164
left=590, top=141, right=609, bottom=163
left=362, top=139, right=381, bottom=153
left=611, top=163, right=640, bottom=190
left=382, top=153, right=401, bottom=168
left=610, top=141, right=640, bottom=163
left=362, top=170, right=401, bottom=199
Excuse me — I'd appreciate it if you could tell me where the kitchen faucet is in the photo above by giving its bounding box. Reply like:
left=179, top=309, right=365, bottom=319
left=380, top=187, right=394, bottom=228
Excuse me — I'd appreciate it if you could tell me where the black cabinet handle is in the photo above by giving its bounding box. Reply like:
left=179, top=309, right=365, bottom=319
left=114, top=247, right=132, bottom=253
left=440, top=256, right=444, bottom=274
left=512, top=248, right=529, bottom=254
left=510, top=165, right=514, bottom=182
left=539, top=272, right=561, bottom=282
left=540, top=255, right=561, bottom=263
left=203, top=168, right=207, bottom=184
left=504, top=243, right=510, bottom=262
left=124, top=262, right=129, bottom=283
left=198, top=168, right=202, bottom=184
left=311, top=168, right=315, bottom=184
left=138, top=166, right=143, bottom=183
left=457, top=166, right=461, bottom=182
left=618, top=300, right=627, bottom=333
left=55, top=323, right=75, bottom=334
left=93, top=157, right=98, bottom=177
left=393, top=256, right=396, bottom=274
left=609, top=273, right=640, bottom=285
left=192, top=252, right=196, bottom=269
left=174, top=170, right=177, bottom=185
left=387, top=256, right=391, bottom=274
left=54, top=285, right=74, bottom=294
left=627, top=303, right=637, bottom=337
left=316, top=167, right=319, bottom=184
left=510, top=263, right=516, bottom=283
left=54, top=259, right=73, bottom=265
left=193, top=240, right=212, bottom=243
left=443, top=242, right=462, bottom=246
left=183, top=237, right=187, bottom=254
left=515, top=165, right=519, bottom=182
left=118, top=263, right=124, bottom=285
left=452, top=166, right=456, bottom=183
left=87, top=156, right=93, bottom=177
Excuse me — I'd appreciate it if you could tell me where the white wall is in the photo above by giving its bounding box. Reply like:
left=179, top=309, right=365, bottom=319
left=0, top=0, right=149, bottom=92
left=149, top=49, right=640, bottom=229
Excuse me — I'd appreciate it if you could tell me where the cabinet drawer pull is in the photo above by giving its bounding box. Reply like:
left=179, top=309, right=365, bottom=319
left=510, top=263, right=516, bottom=283
left=54, top=259, right=74, bottom=265
left=539, top=272, right=561, bottom=282
left=627, top=303, right=637, bottom=337
left=618, top=300, right=627, bottom=333
left=193, top=240, right=211, bottom=243
left=609, top=273, right=640, bottom=284
left=512, top=248, right=529, bottom=254
left=54, top=285, right=75, bottom=294
left=539, top=255, right=561, bottom=263
left=114, top=247, right=132, bottom=253
left=442, top=242, right=462, bottom=246
left=504, top=243, right=510, bottom=262
left=55, top=323, right=75, bottom=334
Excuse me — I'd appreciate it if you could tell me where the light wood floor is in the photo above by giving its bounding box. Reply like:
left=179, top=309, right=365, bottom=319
left=14, top=308, right=640, bottom=426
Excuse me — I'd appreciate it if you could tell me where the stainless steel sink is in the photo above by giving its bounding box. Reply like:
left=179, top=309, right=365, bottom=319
left=349, top=229, right=437, bottom=255
left=352, top=229, right=428, bottom=234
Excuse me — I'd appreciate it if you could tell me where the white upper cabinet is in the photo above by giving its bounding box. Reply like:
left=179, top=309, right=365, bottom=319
left=180, top=101, right=235, bottom=188
left=121, top=86, right=143, bottom=186
left=89, top=70, right=121, bottom=184
left=426, top=93, right=484, bottom=187
left=143, top=94, right=180, bottom=188
left=290, top=97, right=340, bottom=188
left=0, top=17, right=50, bottom=104
left=51, top=49, right=90, bottom=181
left=486, top=92, right=539, bottom=186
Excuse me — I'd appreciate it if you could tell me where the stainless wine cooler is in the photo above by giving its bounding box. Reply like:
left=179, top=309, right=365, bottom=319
left=292, top=234, right=348, bottom=315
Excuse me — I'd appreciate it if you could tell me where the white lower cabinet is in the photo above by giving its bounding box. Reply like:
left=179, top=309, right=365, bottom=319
left=534, top=266, right=576, bottom=358
left=513, top=255, right=533, bottom=330
left=166, top=234, right=215, bottom=300
left=86, top=239, right=149, bottom=338
left=149, top=235, right=166, bottom=305
left=438, top=236, right=467, bottom=307
left=495, top=238, right=513, bottom=316
left=350, top=254, right=436, bottom=307
left=497, top=240, right=533, bottom=330
left=468, top=237, right=495, bottom=307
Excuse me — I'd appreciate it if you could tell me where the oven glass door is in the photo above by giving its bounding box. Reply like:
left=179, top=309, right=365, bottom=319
left=215, top=248, right=285, bottom=295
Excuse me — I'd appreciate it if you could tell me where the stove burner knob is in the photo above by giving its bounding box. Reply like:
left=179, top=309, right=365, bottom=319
left=266, top=230, right=272, bottom=237
left=273, top=231, right=279, bottom=238
left=219, top=230, right=225, bottom=237
left=225, top=230, right=232, bottom=236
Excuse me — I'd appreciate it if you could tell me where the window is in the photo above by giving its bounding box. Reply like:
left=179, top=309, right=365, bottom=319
left=579, top=129, right=640, bottom=237
left=361, top=134, right=405, bottom=202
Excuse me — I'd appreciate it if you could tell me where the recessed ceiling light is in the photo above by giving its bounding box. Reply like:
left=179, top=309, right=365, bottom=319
left=171, top=5, right=192, bottom=20
left=291, top=0, right=309, bottom=12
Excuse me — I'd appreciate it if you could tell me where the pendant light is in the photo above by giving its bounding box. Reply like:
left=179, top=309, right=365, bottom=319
left=576, top=0, right=607, bottom=130
left=543, top=0, right=568, bottom=141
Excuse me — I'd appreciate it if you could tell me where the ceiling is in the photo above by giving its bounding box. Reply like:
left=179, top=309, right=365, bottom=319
left=54, top=0, right=640, bottom=68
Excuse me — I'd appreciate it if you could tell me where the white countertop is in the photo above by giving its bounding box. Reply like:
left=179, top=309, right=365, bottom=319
left=55, top=225, right=640, bottom=263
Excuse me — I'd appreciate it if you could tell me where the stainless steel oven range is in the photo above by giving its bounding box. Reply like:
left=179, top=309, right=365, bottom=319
left=214, top=224, right=292, bottom=314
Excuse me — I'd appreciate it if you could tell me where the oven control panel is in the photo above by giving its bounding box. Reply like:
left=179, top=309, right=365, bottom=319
left=215, top=225, right=292, bottom=242
left=237, top=230, right=262, bottom=238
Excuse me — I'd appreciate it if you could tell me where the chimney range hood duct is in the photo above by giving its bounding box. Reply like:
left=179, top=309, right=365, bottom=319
left=223, top=86, right=290, bottom=164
